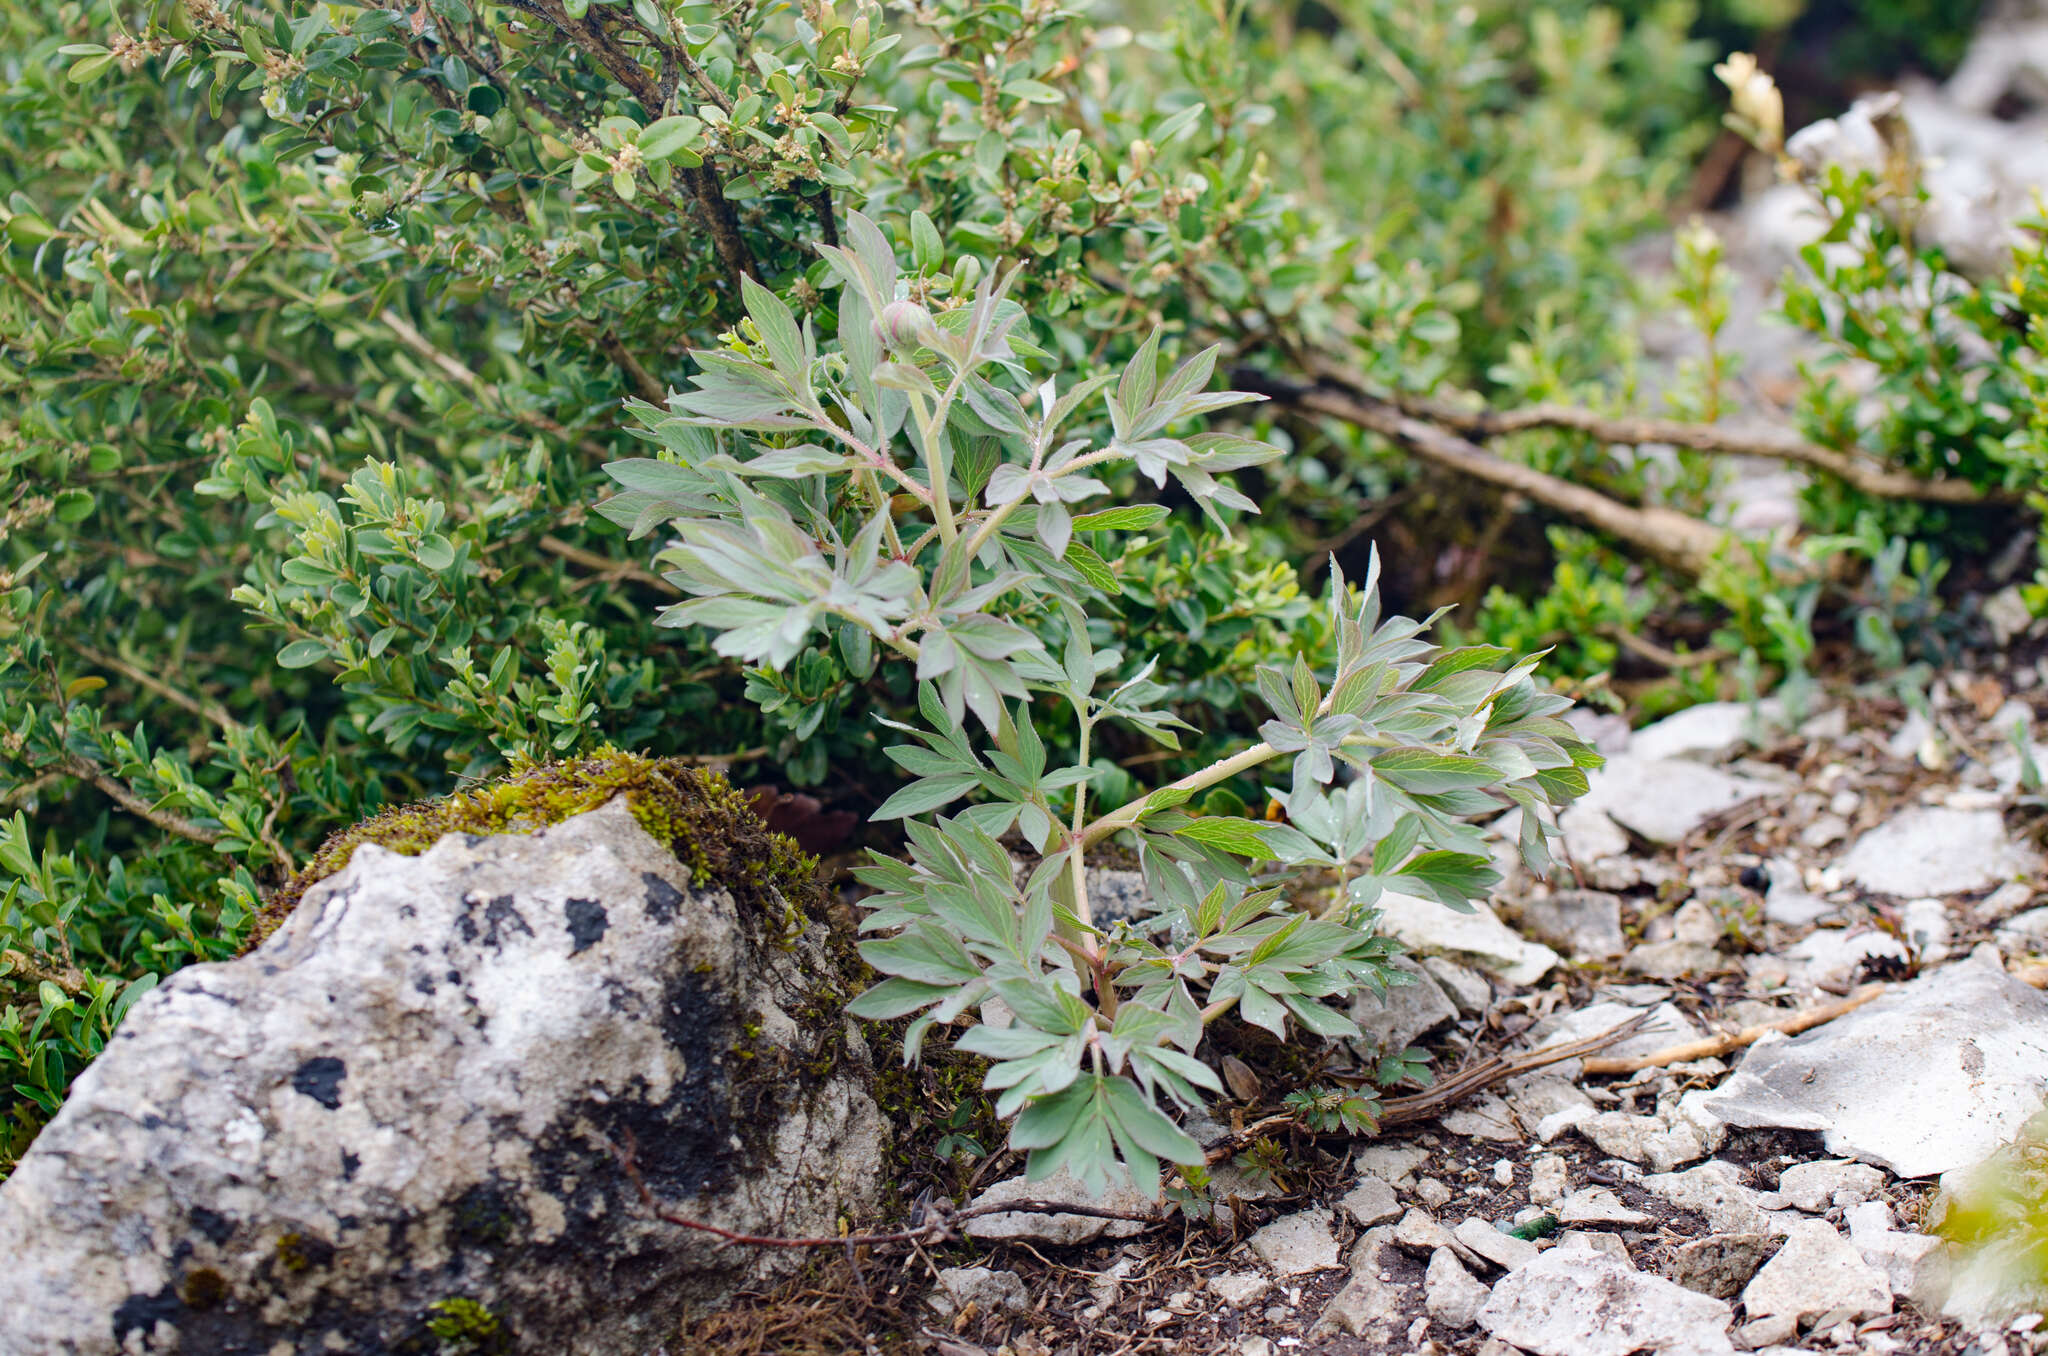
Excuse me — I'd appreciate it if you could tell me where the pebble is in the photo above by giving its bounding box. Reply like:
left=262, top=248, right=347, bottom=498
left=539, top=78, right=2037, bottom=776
left=1740, top=1218, right=1892, bottom=1326
left=1416, top=1177, right=1454, bottom=1209
left=1476, top=1240, right=1738, bottom=1356
left=1207, top=1271, right=1271, bottom=1308
left=1248, top=1210, right=1342, bottom=1277
left=1775, top=1159, right=1886, bottom=1213
left=1425, top=1248, right=1493, bottom=1329
left=1529, top=1154, right=1569, bottom=1205
left=1453, top=1217, right=1540, bottom=1272
left=932, top=1265, right=1031, bottom=1316
left=1555, top=1187, right=1650, bottom=1227
left=1838, top=806, right=2039, bottom=897
left=1518, top=889, right=1628, bottom=961
left=1663, top=1233, right=1779, bottom=1300
left=1339, top=1175, right=1402, bottom=1228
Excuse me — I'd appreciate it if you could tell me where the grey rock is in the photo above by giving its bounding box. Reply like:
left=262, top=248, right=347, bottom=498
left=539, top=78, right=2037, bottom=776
left=1561, top=803, right=1634, bottom=866
left=1439, top=1092, right=1522, bottom=1144
left=1453, top=1217, right=1540, bottom=1271
left=1426, top=1248, right=1493, bottom=1329
left=1640, top=1162, right=1782, bottom=1236
left=1579, top=1108, right=1718, bottom=1173
left=964, top=1168, right=1154, bottom=1245
left=1732, top=1313, right=1798, bottom=1349
left=1340, top=1176, right=1402, bottom=1228
left=1477, top=1240, right=1738, bottom=1356
left=1087, top=867, right=1152, bottom=925
left=1415, top=1176, right=1455, bottom=1209
left=1579, top=754, right=1776, bottom=846
left=1519, top=890, right=1628, bottom=961
left=1505, top=1076, right=1595, bottom=1139
left=1420, top=955, right=1494, bottom=1015
left=1844, top=1202, right=1948, bottom=1308
left=1349, top=955, right=1458, bottom=1058
left=1314, top=1226, right=1412, bottom=1337
left=1775, top=1160, right=1885, bottom=1214
left=1207, top=1271, right=1272, bottom=1308
left=1394, top=1207, right=1464, bottom=1258
left=1902, top=897, right=1954, bottom=964
left=1839, top=806, right=2039, bottom=897
left=1629, top=701, right=1782, bottom=764
left=1556, top=1187, right=1650, bottom=1227
left=933, top=1265, right=1030, bottom=1317
left=1561, top=1230, right=1631, bottom=1261
left=1739, top=1219, right=1891, bottom=1326
left=1699, top=950, right=2048, bottom=1177
left=1776, top=927, right=1908, bottom=992
left=1529, top=1155, right=1570, bottom=1206
left=1527, top=1000, right=1703, bottom=1067
left=1375, top=890, right=1560, bottom=986
left=1624, top=939, right=1724, bottom=980
left=1356, top=1142, right=1430, bottom=1188
left=1975, top=881, right=2039, bottom=926
left=1663, top=1234, right=1779, bottom=1300
left=1994, top=905, right=2048, bottom=956
left=1249, top=1209, right=1342, bottom=1276
left=0, top=801, right=885, bottom=1356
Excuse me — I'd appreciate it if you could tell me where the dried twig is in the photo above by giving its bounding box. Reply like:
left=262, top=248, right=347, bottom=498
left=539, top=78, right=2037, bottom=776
left=1580, top=984, right=1887, bottom=1076
left=615, top=1132, right=1162, bottom=1251
left=1202, top=1010, right=1657, bottom=1160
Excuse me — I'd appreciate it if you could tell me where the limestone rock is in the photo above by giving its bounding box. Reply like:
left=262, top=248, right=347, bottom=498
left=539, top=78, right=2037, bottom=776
left=1314, top=1226, right=1413, bottom=1338
left=1249, top=1209, right=1342, bottom=1277
left=963, top=1169, right=1155, bottom=1246
left=1843, top=1202, right=1948, bottom=1309
left=1340, top=1176, right=1402, bottom=1228
left=1578, top=755, right=1776, bottom=845
left=1628, top=701, right=1782, bottom=764
left=1349, top=955, right=1458, bottom=1058
left=1556, top=1187, right=1649, bottom=1227
left=1476, top=1240, right=1737, bottom=1356
left=1775, top=1160, right=1885, bottom=1214
left=1374, top=890, right=1559, bottom=986
left=1640, top=1163, right=1783, bottom=1237
left=1426, top=1248, right=1493, bottom=1329
left=1838, top=806, right=2038, bottom=897
left=933, top=1265, right=1030, bottom=1317
left=1453, top=1217, right=1539, bottom=1272
left=1700, top=950, right=2048, bottom=1178
left=1518, top=889, right=1628, bottom=961
left=1739, top=1219, right=1891, bottom=1327
left=1662, top=1234, right=1779, bottom=1301
left=0, top=799, right=886, bottom=1356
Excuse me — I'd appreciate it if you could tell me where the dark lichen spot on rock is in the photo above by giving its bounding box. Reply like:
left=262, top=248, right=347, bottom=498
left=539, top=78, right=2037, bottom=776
left=246, top=751, right=823, bottom=948
left=564, top=897, right=607, bottom=955
left=189, top=1205, right=234, bottom=1245
left=642, top=871, right=685, bottom=923
left=480, top=895, right=533, bottom=950
left=341, top=1149, right=360, bottom=1181
left=291, top=1056, right=347, bottom=1110
left=179, top=1268, right=227, bottom=1311
left=111, top=1285, right=183, bottom=1346
left=274, top=1231, right=333, bottom=1272
left=450, top=1181, right=527, bottom=1250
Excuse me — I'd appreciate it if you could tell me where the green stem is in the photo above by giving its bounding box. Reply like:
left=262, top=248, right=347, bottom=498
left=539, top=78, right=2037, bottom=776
left=1077, top=739, right=1279, bottom=850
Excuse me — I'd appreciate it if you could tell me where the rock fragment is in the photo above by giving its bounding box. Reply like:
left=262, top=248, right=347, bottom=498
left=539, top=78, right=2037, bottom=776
left=1700, top=950, right=2048, bottom=1177
left=1775, top=1159, right=1885, bottom=1214
left=1518, top=889, right=1628, bottom=961
left=1739, top=1218, right=1891, bottom=1327
left=1556, top=1187, right=1650, bottom=1227
left=964, top=1169, right=1155, bottom=1245
left=1838, top=806, right=2038, bottom=897
left=1375, top=890, right=1560, bottom=985
left=933, top=1265, right=1030, bottom=1317
left=1452, top=1217, right=1539, bottom=1272
left=1425, top=1248, right=1493, bottom=1329
left=1476, top=1241, right=1737, bottom=1356
left=1662, top=1234, right=1779, bottom=1300
left=1339, top=1176, right=1402, bottom=1228
left=1249, top=1209, right=1342, bottom=1277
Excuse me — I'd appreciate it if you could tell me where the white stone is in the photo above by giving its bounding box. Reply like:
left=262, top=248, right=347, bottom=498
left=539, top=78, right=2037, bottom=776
left=1529, top=1155, right=1569, bottom=1206
left=1740, top=1219, right=1892, bottom=1326
left=1902, top=898, right=1954, bottom=963
left=1314, top=1226, right=1412, bottom=1337
left=1839, top=807, right=2039, bottom=898
left=1844, top=1201, right=1948, bottom=1308
left=1374, top=890, right=1559, bottom=986
left=1518, top=889, right=1628, bottom=960
left=1208, top=1271, right=1272, bottom=1308
left=1556, top=1187, right=1650, bottom=1227
left=1640, top=1162, right=1783, bottom=1237
left=1339, top=1176, right=1402, bottom=1228
left=1440, top=1092, right=1521, bottom=1144
left=1629, top=701, right=1783, bottom=763
left=934, top=1265, right=1030, bottom=1316
left=1426, top=1248, right=1493, bottom=1329
left=0, top=801, right=887, bottom=1354
left=1776, top=1160, right=1886, bottom=1214
left=1356, top=1142, right=1430, bottom=1188
left=1578, top=754, right=1776, bottom=845
left=1700, top=950, right=2048, bottom=1178
left=1453, top=1217, right=1539, bottom=1272
left=1420, top=955, right=1493, bottom=1015
left=964, top=1168, right=1155, bottom=1245
left=1350, top=955, right=1458, bottom=1057
left=1249, top=1210, right=1343, bottom=1277
left=1477, top=1242, right=1738, bottom=1356
left=1578, top=1108, right=1716, bottom=1174
left=1560, top=802, right=1632, bottom=864
left=1663, top=1234, right=1778, bottom=1300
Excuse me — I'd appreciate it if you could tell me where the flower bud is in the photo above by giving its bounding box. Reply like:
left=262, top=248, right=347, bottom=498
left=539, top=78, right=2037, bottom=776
left=873, top=299, right=934, bottom=353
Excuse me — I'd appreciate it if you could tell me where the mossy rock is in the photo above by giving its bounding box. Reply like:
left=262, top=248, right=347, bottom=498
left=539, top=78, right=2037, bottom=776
left=249, top=750, right=825, bottom=949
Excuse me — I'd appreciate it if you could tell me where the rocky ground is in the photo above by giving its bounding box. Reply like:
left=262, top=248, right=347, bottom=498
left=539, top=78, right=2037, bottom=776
left=774, top=634, right=2048, bottom=1356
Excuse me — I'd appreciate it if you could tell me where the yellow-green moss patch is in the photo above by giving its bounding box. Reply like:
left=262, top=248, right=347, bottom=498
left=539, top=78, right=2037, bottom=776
left=247, top=751, right=823, bottom=949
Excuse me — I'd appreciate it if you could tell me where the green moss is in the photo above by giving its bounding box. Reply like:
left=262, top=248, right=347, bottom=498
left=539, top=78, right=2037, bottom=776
left=247, top=750, right=823, bottom=949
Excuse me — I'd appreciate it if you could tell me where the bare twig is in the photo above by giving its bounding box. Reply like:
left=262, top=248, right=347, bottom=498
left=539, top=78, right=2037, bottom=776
left=61, top=757, right=223, bottom=847
left=69, top=641, right=240, bottom=734
left=1397, top=396, right=2010, bottom=507
left=614, top=1131, right=1161, bottom=1250
left=1239, top=369, right=1732, bottom=578
left=539, top=534, right=677, bottom=594
left=1580, top=984, right=1887, bottom=1076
